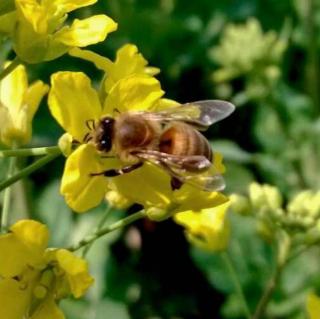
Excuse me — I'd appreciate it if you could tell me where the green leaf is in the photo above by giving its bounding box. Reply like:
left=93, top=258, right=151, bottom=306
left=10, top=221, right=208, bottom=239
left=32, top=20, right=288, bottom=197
left=36, top=179, right=72, bottom=247
left=253, top=105, right=286, bottom=153
left=212, top=139, right=253, bottom=164
left=224, top=163, right=255, bottom=193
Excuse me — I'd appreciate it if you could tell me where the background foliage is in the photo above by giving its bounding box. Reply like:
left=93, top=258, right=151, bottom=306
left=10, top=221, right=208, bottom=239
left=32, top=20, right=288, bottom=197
left=1, top=0, right=320, bottom=318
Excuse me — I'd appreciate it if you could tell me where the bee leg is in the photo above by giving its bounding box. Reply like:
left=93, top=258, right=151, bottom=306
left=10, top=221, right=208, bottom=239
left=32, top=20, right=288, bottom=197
left=91, top=162, right=143, bottom=177
left=170, top=177, right=183, bottom=190
left=85, top=119, right=95, bottom=130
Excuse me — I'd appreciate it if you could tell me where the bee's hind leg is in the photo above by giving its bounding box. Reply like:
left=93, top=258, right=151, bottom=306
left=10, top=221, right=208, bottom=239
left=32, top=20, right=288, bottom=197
left=90, top=162, right=143, bottom=177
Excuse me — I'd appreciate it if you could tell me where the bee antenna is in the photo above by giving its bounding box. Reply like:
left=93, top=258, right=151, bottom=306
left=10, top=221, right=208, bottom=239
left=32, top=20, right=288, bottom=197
left=113, top=108, right=121, bottom=115
left=83, top=132, right=92, bottom=143
left=86, top=119, right=95, bottom=130
left=101, top=155, right=116, bottom=159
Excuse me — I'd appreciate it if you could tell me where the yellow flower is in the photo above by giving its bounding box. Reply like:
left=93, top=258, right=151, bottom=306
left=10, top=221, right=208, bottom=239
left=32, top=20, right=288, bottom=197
left=12, top=0, right=117, bottom=63
left=48, top=71, right=228, bottom=213
left=0, top=62, right=48, bottom=147
left=0, top=220, right=93, bottom=319
left=174, top=201, right=231, bottom=251
left=306, top=292, right=320, bottom=319
left=69, top=43, right=160, bottom=92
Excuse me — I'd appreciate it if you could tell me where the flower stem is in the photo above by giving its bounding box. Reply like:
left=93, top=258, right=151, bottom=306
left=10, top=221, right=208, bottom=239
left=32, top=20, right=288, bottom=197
left=0, top=146, right=60, bottom=158
left=0, top=56, right=22, bottom=82
left=1, top=156, right=16, bottom=232
left=252, top=232, right=291, bottom=319
left=82, top=205, right=113, bottom=257
left=221, top=252, right=252, bottom=319
left=69, top=209, right=147, bottom=252
left=0, top=152, right=61, bottom=192
left=252, top=265, right=283, bottom=319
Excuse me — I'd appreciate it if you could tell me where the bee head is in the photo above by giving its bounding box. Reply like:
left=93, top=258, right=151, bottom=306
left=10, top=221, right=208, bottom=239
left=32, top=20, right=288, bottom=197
left=95, top=117, right=115, bottom=152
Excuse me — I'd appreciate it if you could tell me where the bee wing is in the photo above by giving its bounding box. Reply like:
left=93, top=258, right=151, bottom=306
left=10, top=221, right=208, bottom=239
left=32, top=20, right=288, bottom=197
left=182, top=174, right=225, bottom=192
left=135, top=150, right=225, bottom=192
left=139, top=100, right=235, bottom=130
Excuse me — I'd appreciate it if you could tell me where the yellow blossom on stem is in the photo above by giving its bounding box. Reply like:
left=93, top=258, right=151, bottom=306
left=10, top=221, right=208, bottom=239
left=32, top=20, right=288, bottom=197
left=174, top=201, right=231, bottom=251
left=48, top=71, right=228, bottom=213
left=0, top=62, right=48, bottom=147
left=0, top=219, right=94, bottom=319
left=10, top=0, right=117, bottom=63
left=69, top=43, right=160, bottom=92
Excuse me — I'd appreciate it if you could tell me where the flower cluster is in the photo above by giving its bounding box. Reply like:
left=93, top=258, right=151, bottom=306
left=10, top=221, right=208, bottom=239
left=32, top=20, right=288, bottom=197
left=0, top=62, right=48, bottom=147
left=0, top=1, right=233, bottom=316
left=231, top=182, right=320, bottom=243
left=0, top=0, right=117, bottom=63
left=48, top=43, right=229, bottom=217
left=0, top=220, right=93, bottom=319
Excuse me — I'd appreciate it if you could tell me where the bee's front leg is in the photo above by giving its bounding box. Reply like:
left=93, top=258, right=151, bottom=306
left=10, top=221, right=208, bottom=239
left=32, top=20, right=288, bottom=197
left=90, top=162, right=143, bottom=177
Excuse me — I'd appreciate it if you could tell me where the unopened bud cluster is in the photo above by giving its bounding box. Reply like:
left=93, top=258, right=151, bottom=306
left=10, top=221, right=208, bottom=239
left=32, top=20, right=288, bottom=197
left=230, top=183, right=320, bottom=243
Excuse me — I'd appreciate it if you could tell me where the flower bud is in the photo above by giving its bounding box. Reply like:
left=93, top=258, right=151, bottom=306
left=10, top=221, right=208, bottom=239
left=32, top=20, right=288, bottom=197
left=229, top=194, right=251, bottom=215
left=146, top=207, right=172, bottom=222
left=249, top=182, right=282, bottom=211
left=105, top=190, right=132, bottom=210
left=58, top=133, right=73, bottom=157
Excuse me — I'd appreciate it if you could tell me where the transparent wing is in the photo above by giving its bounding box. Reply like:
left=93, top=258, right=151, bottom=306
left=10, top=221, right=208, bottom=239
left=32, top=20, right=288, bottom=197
left=183, top=174, right=225, bottom=192
left=134, top=150, right=225, bottom=192
left=138, top=100, right=235, bottom=130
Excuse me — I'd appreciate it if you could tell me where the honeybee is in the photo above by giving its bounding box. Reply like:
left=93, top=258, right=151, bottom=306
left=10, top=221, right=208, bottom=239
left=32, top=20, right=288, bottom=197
left=87, top=100, right=235, bottom=191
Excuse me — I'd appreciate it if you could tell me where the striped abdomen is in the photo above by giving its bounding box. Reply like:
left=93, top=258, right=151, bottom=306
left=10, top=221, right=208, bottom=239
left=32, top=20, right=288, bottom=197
left=159, top=122, right=213, bottom=161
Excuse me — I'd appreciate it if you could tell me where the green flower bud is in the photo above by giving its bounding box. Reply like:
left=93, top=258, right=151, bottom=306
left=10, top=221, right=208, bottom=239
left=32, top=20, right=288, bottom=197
left=229, top=194, right=251, bottom=216
left=146, top=207, right=172, bottom=222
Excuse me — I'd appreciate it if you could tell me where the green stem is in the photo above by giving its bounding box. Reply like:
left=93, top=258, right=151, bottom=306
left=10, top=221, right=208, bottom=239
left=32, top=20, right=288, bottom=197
left=252, top=264, right=283, bottom=319
left=82, top=205, right=113, bottom=257
left=221, top=252, right=251, bottom=319
left=69, top=209, right=147, bottom=252
left=252, top=233, right=290, bottom=319
left=0, top=146, right=60, bottom=158
left=0, top=152, right=60, bottom=192
left=1, top=156, right=16, bottom=232
left=305, top=0, right=320, bottom=114
left=0, top=56, right=22, bottom=82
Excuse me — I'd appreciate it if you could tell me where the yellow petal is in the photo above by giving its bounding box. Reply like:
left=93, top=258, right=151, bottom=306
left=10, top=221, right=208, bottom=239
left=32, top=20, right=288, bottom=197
left=173, top=187, right=228, bottom=213
left=13, top=17, right=69, bottom=63
left=111, top=162, right=172, bottom=208
left=54, top=15, right=117, bottom=47
left=55, top=249, right=94, bottom=298
left=213, top=152, right=225, bottom=174
left=0, top=11, right=17, bottom=34
left=307, top=293, right=320, bottom=319
left=152, top=98, right=180, bottom=111
left=11, top=220, right=49, bottom=253
left=69, top=47, right=112, bottom=71
left=60, top=144, right=112, bottom=212
left=24, top=80, right=49, bottom=120
left=0, top=220, right=48, bottom=277
left=103, top=74, right=164, bottom=114
left=103, top=44, right=150, bottom=91
left=15, top=0, right=48, bottom=34
left=0, top=278, right=32, bottom=319
left=0, top=63, right=27, bottom=115
left=174, top=202, right=230, bottom=251
left=48, top=71, right=101, bottom=141
left=30, top=295, right=65, bottom=319
left=43, top=0, right=96, bottom=13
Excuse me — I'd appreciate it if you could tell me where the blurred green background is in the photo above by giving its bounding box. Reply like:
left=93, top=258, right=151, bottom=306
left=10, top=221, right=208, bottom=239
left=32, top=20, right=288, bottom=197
left=2, top=0, right=320, bottom=318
